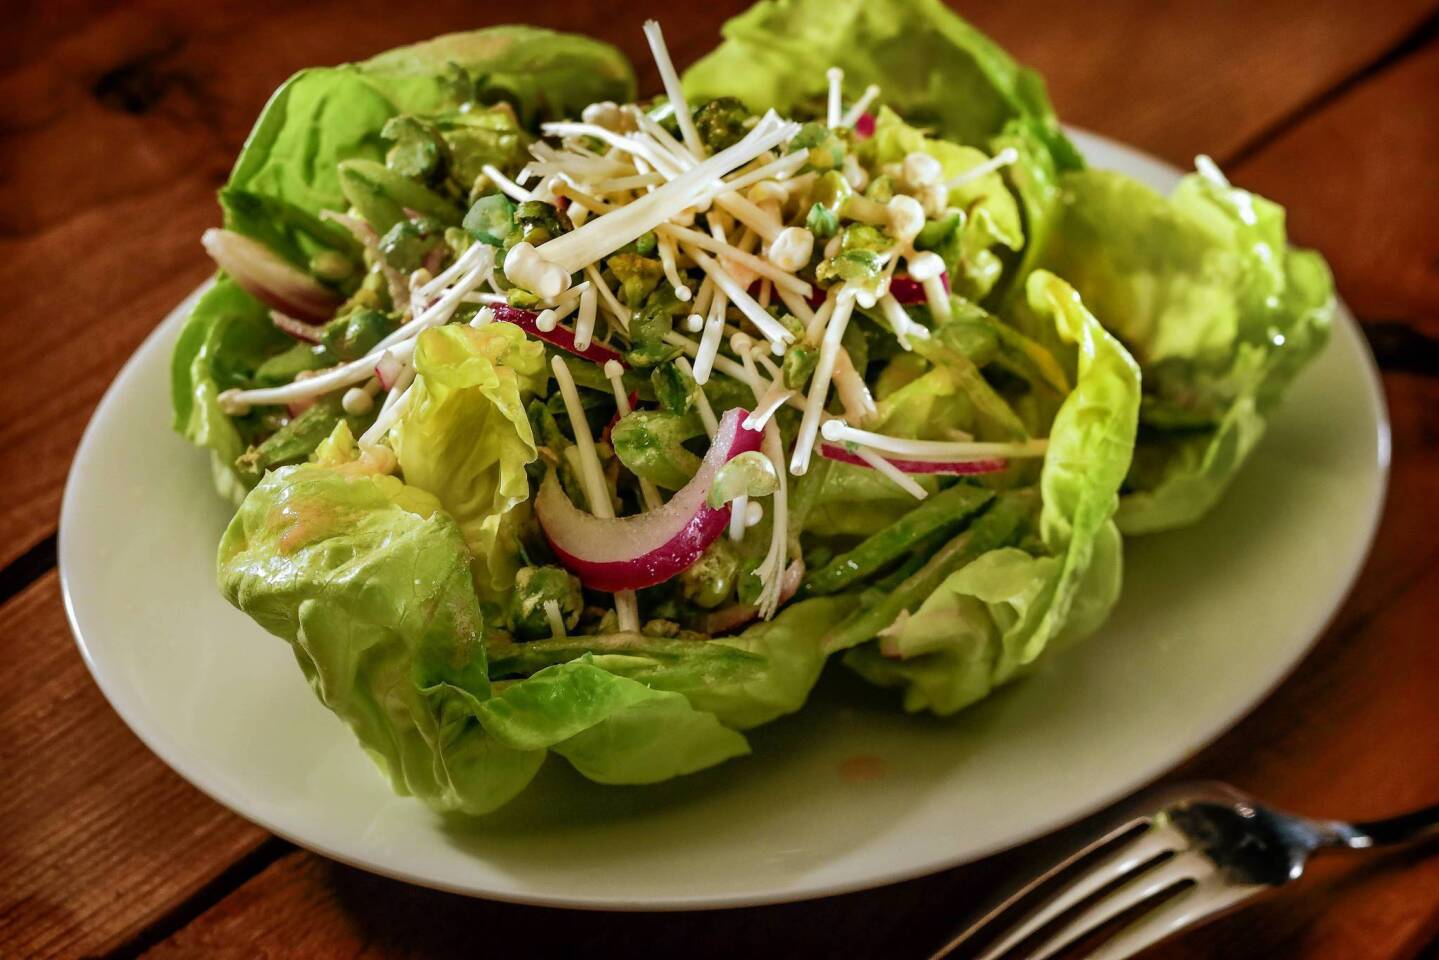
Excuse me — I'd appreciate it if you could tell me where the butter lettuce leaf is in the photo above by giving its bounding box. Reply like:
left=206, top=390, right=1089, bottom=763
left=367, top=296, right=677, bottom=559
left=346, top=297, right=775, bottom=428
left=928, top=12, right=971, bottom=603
left=392, top=323, right=545, bottom=599
left=172, top=276, right=292, bottom=502
left=222, top=26, right=635, bottom=269
left=176, top=26, right=634, bottom=496
left=805, top=461, right=940, bottom=538
left=476, top=659, right=749, bottom=784
left=1021, top=163, right=1333, bottom=532
left=675, top=596, right=860, bottom=729
left=683, top=0, right=1080, bottom=170
left=218, top=463, right=542, bottom=813
left=845, top=272, right=1140, bottom=713
left=860, top=106, right=1024, bottom=299
left=219, top=463, right=746, bottom=812
left=488, top=596, right=860, bottom=731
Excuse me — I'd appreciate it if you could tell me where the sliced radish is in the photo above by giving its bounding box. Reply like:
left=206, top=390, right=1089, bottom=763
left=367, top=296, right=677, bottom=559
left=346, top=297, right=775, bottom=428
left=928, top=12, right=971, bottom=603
left=537, top=407, right=763, bottom=591
left=818, top=442, right=1007, bottom=475
left=887, top=272, right=949, bottom=305
left=491, top=304, right=627, bottom=367
left=201, top=228, right=340, bottom=323
left=374, top=351, right=406, bottom=389
left=270, top=310, right=322, bottom=343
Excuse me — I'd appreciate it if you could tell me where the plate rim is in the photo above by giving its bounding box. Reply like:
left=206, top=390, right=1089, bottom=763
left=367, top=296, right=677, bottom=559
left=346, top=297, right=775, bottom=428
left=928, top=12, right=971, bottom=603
left=58, top=128, right=1391, bottom=911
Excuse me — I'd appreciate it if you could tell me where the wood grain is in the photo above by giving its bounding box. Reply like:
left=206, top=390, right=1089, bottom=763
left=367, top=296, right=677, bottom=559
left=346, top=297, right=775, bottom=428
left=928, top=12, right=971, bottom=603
left=1228, top=39, right=1439, bottom=330
left=0, top=573, right=272, bottom=960
left=964, top=0, right=1438, bottom=166
left=0, top=2, right=1436, bottom=958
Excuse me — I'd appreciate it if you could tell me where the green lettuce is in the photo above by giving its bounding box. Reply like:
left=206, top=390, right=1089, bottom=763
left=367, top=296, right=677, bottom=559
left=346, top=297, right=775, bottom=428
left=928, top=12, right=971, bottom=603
left=805, top=461, right=940, bottom=538
left=683, top=0, right=1080, bottom=169
left=488, top=596, right=860, bottom=731
left=392, top=323, right=545, bottom=599
left=218, top=464, right=745, bottom=812
left=1021, top=164, right=1333, bottom=533
left=844, top=271, right=1140, bottom=713
left=476, top=659, right=748, bottom=784
left=171, top=277, right=291, bottom=502
left=657, top=596, right=859, bottom=729
left=860, top=107, right=1024, bottom=299
left=175, top=27, right=635, bottom=500
left=222, top=26, right=635, bottom=269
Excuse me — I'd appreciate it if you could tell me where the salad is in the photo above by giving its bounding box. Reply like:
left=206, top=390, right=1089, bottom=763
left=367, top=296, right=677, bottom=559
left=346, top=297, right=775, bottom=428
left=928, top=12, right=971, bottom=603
left=175, top=0, right=1331, bottom=814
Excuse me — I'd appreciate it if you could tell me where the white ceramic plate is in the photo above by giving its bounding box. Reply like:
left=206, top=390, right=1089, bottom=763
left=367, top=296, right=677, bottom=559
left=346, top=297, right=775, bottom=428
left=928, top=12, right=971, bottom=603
left=61, top=130, right=1388, bottom=910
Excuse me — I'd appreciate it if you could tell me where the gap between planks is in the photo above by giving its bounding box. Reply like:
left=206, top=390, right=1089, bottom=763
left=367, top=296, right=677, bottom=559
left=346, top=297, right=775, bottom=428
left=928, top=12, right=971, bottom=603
left=101, top=837, right=293, bottom=960
left=0, top=533, right=56, bottom=608
left=1221, top=7, right=1439, bottom=168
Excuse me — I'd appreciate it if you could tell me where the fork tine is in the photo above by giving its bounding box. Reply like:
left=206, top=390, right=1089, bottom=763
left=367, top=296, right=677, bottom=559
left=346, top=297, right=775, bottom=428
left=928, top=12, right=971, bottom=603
left=1022, top=849, right=1215, bottom=960
left=1083, top=879, right=1258, bottom=960
left=928, top=818, right=1156, bottom=960
left=968, top=823, right=1190, bottom=960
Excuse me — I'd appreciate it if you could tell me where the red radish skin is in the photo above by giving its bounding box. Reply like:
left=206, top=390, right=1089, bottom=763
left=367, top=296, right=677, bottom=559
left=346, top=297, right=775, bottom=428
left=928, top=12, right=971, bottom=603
left=818, top=443, right=1008, bottom=476
left=855, top=113, right=876, bottom=139
left=491, top=305, right=627, bottom=367
left=374, top=352, right=405, bottom=390
left=537, top=408, right=763, bottom=591
left=887, top=272, right=949, bottom=305
left=201, top=229, right=339, bottom=323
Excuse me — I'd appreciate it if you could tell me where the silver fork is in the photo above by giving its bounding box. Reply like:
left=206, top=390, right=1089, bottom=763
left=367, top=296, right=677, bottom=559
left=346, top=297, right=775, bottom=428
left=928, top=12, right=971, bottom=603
left=930, top=782, right=1439, bottom=960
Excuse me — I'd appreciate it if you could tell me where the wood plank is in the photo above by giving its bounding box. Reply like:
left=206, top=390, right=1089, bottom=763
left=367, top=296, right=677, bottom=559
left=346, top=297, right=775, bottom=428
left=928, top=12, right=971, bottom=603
left=0, top=573, right=272, bottom=960
left=1227, top=39, right=1439, bottom=329
left=966, top=0, right=1438, bottom=166
left=0, top=0, right=1430, bottom=573
left=1218, top=41, right=1439, bottom=651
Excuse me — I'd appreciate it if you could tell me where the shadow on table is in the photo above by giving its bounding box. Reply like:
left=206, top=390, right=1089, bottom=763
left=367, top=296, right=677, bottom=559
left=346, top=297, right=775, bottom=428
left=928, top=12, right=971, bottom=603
left=319, top=798, right=1439, bottom=960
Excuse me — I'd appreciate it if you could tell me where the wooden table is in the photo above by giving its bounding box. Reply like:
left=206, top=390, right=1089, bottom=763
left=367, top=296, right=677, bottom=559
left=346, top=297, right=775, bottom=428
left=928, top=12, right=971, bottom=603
left=3, top=1, right=1436, bottom=956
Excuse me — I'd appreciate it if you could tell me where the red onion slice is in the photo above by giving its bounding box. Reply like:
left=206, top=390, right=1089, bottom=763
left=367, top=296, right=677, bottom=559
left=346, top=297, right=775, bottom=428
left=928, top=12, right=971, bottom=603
left=887, top=271, right=949, bottom=305
left=201, top=229, right=340, bottom=323
left=537, top=407, right=763, bottom=591
left=818, top=443, right=1007, bottom=475
left=491, top=304, right=626, bottom=367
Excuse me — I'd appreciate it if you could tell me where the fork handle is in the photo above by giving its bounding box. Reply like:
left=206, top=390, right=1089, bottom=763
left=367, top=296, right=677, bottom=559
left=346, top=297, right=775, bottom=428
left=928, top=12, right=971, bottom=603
left=1326, top=803, right=1439, bottom=849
